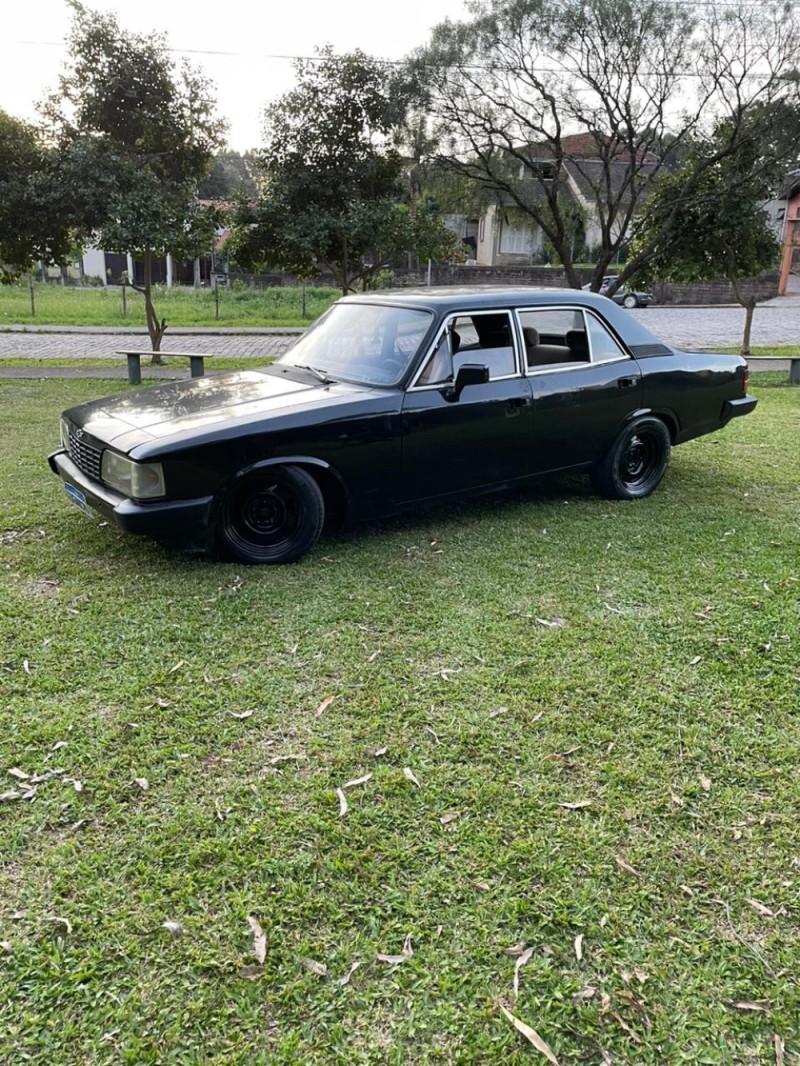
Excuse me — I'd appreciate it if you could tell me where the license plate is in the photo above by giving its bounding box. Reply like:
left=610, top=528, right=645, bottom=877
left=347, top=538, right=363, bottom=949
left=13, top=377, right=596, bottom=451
left=64, top=483, right=92, bottom=516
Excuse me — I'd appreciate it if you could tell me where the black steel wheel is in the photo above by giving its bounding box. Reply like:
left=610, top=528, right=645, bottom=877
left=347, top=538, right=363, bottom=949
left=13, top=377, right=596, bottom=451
left=218, top=465, right=324, bottom=564
left=591, top=417, right=671, bottom=500
left=622, top=293, right=638, bottom=309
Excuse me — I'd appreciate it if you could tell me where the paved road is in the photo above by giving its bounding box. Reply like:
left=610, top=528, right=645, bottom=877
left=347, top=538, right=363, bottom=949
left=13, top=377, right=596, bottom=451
left=0, top=332, right=297, bottom=359
left=629, top=302, right=800, bottom=348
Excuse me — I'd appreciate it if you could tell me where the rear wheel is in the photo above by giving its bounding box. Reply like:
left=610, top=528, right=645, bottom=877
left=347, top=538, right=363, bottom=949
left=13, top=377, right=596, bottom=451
left=622, top=293, right=638, bottom=309
left=592, top=417, right=671, bottom=500
left=218, top=465, right=324, bottom=564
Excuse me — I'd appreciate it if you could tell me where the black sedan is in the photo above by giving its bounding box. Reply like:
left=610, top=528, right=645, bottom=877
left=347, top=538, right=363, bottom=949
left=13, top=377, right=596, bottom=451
left=582, top=276, right=653, bottom=308
left=49, top=288, right=756, bottom=564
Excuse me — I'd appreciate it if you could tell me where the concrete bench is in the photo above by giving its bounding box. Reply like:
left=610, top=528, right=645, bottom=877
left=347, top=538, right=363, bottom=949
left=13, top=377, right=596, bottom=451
left=117, top=350, right=208, bottom=385
left=746, top=355, right=800, bottom=384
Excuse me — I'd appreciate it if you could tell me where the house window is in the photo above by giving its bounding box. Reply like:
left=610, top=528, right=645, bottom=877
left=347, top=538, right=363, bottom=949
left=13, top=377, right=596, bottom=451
left=500, top=221, right=534, bottom=255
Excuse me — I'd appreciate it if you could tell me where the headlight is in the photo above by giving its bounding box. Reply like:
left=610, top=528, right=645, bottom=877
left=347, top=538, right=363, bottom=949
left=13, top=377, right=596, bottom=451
left=101, top=451, right=165, bottom=499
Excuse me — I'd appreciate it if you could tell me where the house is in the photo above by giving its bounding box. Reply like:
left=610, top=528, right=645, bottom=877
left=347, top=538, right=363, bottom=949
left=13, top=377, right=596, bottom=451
left=469, top=133, right=660, bottom=267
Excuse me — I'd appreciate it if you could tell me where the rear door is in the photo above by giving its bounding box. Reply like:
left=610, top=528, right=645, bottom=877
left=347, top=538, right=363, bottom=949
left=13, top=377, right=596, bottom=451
left=518, top=306, right=642, bottom=473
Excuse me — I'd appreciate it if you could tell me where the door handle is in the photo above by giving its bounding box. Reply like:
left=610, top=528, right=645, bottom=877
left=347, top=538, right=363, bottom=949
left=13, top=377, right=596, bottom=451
left=618, top=377, right=637, bottom=389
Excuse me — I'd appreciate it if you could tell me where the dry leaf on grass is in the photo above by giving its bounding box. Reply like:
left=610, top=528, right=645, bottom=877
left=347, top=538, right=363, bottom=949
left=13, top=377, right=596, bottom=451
left=7, top=768, right=29, bottom=781
left=669, top=790, right=685, bottom=807
left=169, top=660, right=187, bottom=673
left=268, top=754, right=305, bottom=765
left=0, top=791, right=22, bottom=803
left=440, top=811, right=461, bottom=825
left=499, top=1005, right=560, bottom=1064
left=134, top=778, right=149, bottom=791
left=366, top=650, right=381, bottom=663
left=573, top=987, right=596, bottom=1004
left=0, top=941, right=12, bottom=955
left=247, top=915, right=267, bottom=964
left=489, top=707, right=509, bottom=719
left=502, top=942, right=528, bottom=957
left=558, top=800, right=592, bottom=810
left=536, top=617, right=565, bottom=629
left=730, top=1000, right=770, bottom=1012
left=238, top=964, right=263, bottom=980
left=301, top=958, right=328, bottom=977
left=161, top=921, right=183, bottom=937
left=403, top=767, right=421, bottom=788
left=689, top=655, right=702, bottom=666
left=342, top=773, right=372, bottom=790
left=227, top=710, right=253, bottom=720
left=613, top=1012, right=642, bottom=1043
left=70, top=779, right=83, bottom=793
left=746, top=898, right=775, bottom=917
left=339, top=961, right=362, bottom=986
left=574, top=934, right=584, bottom=961
left=513, top=946, right=534, bottom=999
left=614, top=856, right=641, bottom=878
left=46, top=916, right=72, bottom=935
left=377, top=934, right=413, bottom=965
left=23, top=660, right=31, bottom=675
left=775, top=1034, right=785, bottom=1066
left=699, top=774, right=712, bottom=792
left=337, top=788, right=348, bottom=817
left=315, top=695, right=335, bottom=717
left=373, top=747, right=388, bottom=757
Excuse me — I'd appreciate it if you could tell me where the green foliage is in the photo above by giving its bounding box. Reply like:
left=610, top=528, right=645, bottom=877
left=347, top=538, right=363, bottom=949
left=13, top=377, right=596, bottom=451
left=232, top=47, right=459, bottom=292
left=41, top=4, right=225, bottom=349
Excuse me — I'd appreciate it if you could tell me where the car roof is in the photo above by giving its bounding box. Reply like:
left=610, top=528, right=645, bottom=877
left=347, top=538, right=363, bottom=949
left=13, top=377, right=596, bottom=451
left=337, top=286, right=672, bottom=353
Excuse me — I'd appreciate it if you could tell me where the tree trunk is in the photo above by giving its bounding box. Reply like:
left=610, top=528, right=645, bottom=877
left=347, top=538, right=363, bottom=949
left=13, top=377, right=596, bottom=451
left=193, top=258, right=201, bottom=289
left=143, top=250, right=167, bottom=360
left=729, top=272, right=756, bottom=356
left=341, top=235, right=349, bottom=296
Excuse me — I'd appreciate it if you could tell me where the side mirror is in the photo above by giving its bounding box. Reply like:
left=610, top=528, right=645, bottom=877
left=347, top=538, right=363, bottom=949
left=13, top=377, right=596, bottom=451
left=445, top=363, right=490, bottom=401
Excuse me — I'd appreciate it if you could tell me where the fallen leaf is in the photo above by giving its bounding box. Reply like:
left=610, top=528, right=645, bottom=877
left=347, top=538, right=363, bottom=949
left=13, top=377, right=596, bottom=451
left=7, top=768, right=29, bottom=781
left=499, top=1004, right=560, bottom=1065
left=23, top=660, right=31, bottom=674
left=134, top=778, right=149, bottom=791
left=0, top=941, right=12, bottom=955
left=247, top=915, right=267, bottom=964
left=536, top=617, right=565, bottom=629
left=440, top=810, right=461, bottom=825
left=373, top=747, right=388, bottom=757
left=0, top=791, right=22, bottom=802
left=403, top=934, right=413, bottom=958
left=424, top=726, right=441, bottom=744
left=71, top=779, right=83, bottom=793
left=513, top=946, right=534, bottom=998
left=376, top=953, right=407, bottom=965
left=746, top=898, right=775, bottom=917
left=403, top=767, right=421, bottom=788
left=489, top=707, right=509, bottom=719
left=339, top=961, right=362, bottom=986
left=775, top=1034, right=785, bottom=1066
left=268, top=754, right=305, bottom=765
left=604, top=603, right=624, bottom=615
left=559, top=800, right=592, bottom=810
left=238, top=964, right=263, bottom=980
left=154, top=697, right=170, bottom=708
left=50, top=741, right=68, bottom=753
left=699, top=774, right=712, bottom=792
left=366, top=650, right=381, bottom=662
left=475, top=882, right=491, bottom=892
left=169, top=660, right=187, bottom=673
left=502, top=942, right=528, bottom=958
left=731, top=1000, right=770, bottom=1012
left=613, top=1012, right=642, bottom=1043
left=337, top=787, right=348, bottom=817
left=301, top=958, right=328, bottom=977
left=315, top=695, right=334, bottom=717
left=573, top=986, right=596, bottom=1004
left=227, top=710, right=253, bottom=720
left=669, top=790, right=685, bottom=807
left=614, top=856, right=641, bottom=878
left=574, top=934, right=584, bottom=961
left=689, top=655, right=702, bottom=666
left=46, top=916, right=72, bottom=935
left=341, top=773, right=372, bottom=790
left=161, top=921, right=183, bottom=937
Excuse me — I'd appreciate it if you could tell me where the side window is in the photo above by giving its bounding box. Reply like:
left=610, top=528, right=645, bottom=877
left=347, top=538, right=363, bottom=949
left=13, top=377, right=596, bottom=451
left=518, top=309, right=589, bottom=369
left=586, top=314, right=628, bottom=363
left=416, top=312, right=517, bottom=386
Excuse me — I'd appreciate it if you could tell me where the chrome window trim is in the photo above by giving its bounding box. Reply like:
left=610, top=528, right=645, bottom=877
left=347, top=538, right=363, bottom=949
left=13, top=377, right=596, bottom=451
left=408, top=309, right=522, bottom=392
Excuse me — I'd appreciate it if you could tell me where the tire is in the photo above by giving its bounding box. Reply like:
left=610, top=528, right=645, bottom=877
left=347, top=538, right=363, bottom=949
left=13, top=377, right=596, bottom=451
left=591, top=417, right=671, bottom=500
left=218, top=465, right=324, bottom=564
left=622, top=294, right=638, bottom=309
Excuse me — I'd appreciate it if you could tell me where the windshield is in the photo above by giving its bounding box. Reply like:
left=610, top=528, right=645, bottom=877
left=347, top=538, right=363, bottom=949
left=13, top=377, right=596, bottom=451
left=276, top=303, right=434, bottom=386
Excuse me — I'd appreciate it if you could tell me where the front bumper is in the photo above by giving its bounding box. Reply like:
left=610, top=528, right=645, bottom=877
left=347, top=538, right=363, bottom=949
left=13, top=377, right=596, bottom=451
left=48, top=449, right=215, bottom=550
left=723, top=395, right=758, bottom=419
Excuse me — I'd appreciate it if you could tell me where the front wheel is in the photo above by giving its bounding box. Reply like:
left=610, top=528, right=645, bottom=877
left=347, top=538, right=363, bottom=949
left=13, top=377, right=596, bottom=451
left=622, top=294, right=638, bottom=309
left=591, top=417, right=671, bottom=500
left=218, top=465, right=324, bottom=564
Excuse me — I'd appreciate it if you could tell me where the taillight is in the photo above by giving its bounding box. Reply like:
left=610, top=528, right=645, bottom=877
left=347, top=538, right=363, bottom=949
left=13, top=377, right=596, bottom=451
left=743, top=365, right=750, bottom=394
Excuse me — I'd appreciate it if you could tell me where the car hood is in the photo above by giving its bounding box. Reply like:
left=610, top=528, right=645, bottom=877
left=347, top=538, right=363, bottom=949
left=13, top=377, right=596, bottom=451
left=65, top=368, right=388, bottom=454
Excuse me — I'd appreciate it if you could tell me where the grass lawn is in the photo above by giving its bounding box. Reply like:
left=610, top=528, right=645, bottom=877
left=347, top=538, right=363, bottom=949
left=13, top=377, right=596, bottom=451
left=0, top=283, right=339, bottom=329
left=0, top=376, right=798, bottom=1064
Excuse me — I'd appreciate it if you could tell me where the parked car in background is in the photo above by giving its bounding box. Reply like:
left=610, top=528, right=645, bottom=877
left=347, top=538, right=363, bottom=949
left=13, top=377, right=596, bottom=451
left=583, top=275, right=654, bottom=308
left=49, top=287, right=755, bottom=564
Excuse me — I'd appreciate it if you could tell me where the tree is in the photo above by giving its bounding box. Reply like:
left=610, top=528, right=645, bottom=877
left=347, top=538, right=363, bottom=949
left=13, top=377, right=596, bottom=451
left=634, top=153, right=780, bottom=355
left=232, top=48, right=460, bottom=293
left=42, top=2, right=225, bottom=354
left=413, top=0, right=800, bottom=293
left=197, top=150, right=259, bottom=201
left=0, top=111, right=76, bottom=281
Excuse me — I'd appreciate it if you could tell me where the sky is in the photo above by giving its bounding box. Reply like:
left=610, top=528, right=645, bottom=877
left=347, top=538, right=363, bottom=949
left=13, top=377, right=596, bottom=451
left=2, top=0, right=470, bottom=149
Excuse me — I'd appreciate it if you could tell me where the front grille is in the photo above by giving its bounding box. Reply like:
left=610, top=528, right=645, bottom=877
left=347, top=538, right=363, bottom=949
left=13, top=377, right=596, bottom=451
left=67, top=426, right=102, bottom=482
